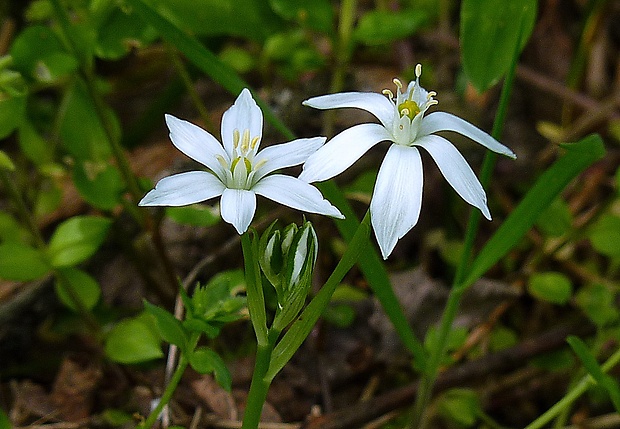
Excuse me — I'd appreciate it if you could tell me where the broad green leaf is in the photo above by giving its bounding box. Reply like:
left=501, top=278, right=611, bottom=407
left=438, top=388, right=481, bottom=427
left=189, top=347, right=232, bottom=391
left=73, top=161, right=125, bottom=210
left=588, top=214, right=620, bottom=258
left=355, top=9, right=427, bottom=45
left=464, top=135, right=606, bottom=288
left=10, top=25, right=65, bottom=78
left=528, top=272, right=572, bottom=305
left=535, top=198, right=572, bottom=237
left=59, top=82, right=118, bottom=161
left=0, top=242, right=50, bottom=281
left=461, top=0, right=537, bottom=92
left=143, top=300, right=188, bottom=351
left=322, top=304, right=356, bottom=328
left=0, top=150, right=15, bottom=171
left=54, top=267, right=101, bottom=311
left=105, top=314, right=164, bottom=363
left=567, top=336, right=620, bottom=412
left=0, top=212, right=30, bottom=243
left=94, top=6, right=157, bottom=60
left=33, top=181, right=62, bottom=219
left=18, top=121, right=54, bottom=166
left=218, top=46, right=256, bottom=74
left=489, top=325, right=518, bottom=352
left=270, top=0, right=333, bottom=33
left=47, top=215, right=112, bottom=267
left=0, top=70, right=27, bottom=139
left=166, top=205, right=220, bottom=227
left=575, top=283, right=618, bottom=328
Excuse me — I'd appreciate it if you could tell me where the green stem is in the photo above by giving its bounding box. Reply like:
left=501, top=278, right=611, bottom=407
left=408, top=16, right=521, bottom=429
left=241, top=231, right=268, bottom=346
left=525, top=345, right=620, bottom=429
left=241, top=329, right=280, bottom=429
left=140, top=333, right=200, bottom=429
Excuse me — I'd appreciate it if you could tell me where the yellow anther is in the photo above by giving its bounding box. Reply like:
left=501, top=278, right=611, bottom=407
left=232, top=129, right=240, bottom=148
left=382, top=89, right=394, bottom=99
left=415, top=64, right=422, bottom=78
left=250, top=136, right=260, bottom=150
left=216, top=155, right=228, bottom=169
left=393, top=78, right=403, bottom=90
left=240, top=129, right=251, bottom=153
left=254, top=158, right=267, bottom=170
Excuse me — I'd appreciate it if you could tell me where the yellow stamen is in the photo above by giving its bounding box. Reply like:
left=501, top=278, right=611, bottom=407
left=393, top=78, right=403, bottom=90
left=250, top=136, right=260, bottom=150
left=382, top=89, right=394, bottom=99
left=241, top=129, right=251, bottom=153
left=398, top=99, right=420, bottom=120
left=233, top=129, right=240, bottom=148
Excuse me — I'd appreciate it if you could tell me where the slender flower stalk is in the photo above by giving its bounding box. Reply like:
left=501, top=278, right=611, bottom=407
left=300, top=65, right=516, bottom=258
left=139, top=89, right=343, bottom=233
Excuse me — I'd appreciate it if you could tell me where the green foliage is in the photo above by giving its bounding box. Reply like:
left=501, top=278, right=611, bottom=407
left=535, top=198, right=572, bottom=237
left=461, top=0, right=537, bottom=92
left=55, top=267, right=101, bottom=311
left=0, top=69, right=27, bottom=139
left=105, top=313, right=165, bottom=363
left=588, top=214, right=620, bottom=258
left=189, top=346, right=232, bottom=391
left=144, top=300, right=189, bottom=352
left=575, top=283, right=618, bottom=328
left=567, top=336, right=620, bottom=412
left=0, top=241, right=50, bottom=281
left=47, top=215, right=112, bottom=267
left=355, top=9, right=427, bottom=46
left=0, top=408, right=10, bottom=429
left=424, top=326, right=468, bottom=365
left=437, top=388, right=481, bottom=427
left=72, top=161, right=125, bottom=210
left=527, top=272, right=573, bottom=305
left=166, top=205, right=220, bottom=227
left=269, top=0, right=333, bottom=33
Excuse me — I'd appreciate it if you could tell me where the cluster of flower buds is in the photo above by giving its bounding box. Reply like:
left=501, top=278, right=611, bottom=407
left=258, top=220, right=318, bottom=330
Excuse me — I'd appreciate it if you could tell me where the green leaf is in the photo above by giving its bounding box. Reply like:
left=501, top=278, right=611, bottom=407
left=269, top=0, right=333, bottom=33
left=189, top=347, right=232, bottom=391
left=166, top=205, right=220, bottom=227
left=535, top=198, right=572, bottom=237
left=47, top=215, right=112, bottom=267
left=355, top=9, right=427, bottom=45
left=0, top=150, right=15, bottom=171
left=18, top=121, right=54, bottom=166
left=464, top=135, right=606, bottom=288
left=105, top=314, right=164, bottom=363
left=143, top=300, right=188, bottom=351
left=94, top=6, right=157, bottom=60
left=460, top=0, right=537, bottom=92
left=322, top=304, right=356, bottom=328
left=438, top=388, right=481, bottom=427
left=73, top=161, right=125, bottom=210
left=55, top=267, right=101, bottom=311
left=241, top=232, right=268, bottom=345
left=10, top=25, right=65, bottom=78
left=0, top=71, right=27, bottom=139
left=567, top=336, right=620, bottom=412
left=59, top=82, right=117, bottom=161
left=0, top=212, right=30, bottom=243
left=0, top=242, right=50, bottom=281
left=575, top=283, right=618, bottom=328
left=588, top=214, right=620, bottom=258
left=528, top=272, right=573, bottom=305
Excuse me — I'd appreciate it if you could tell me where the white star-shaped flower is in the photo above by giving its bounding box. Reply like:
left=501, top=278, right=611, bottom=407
left=139, top=88, right=343, bottom=234
left=299, top=65, right=516, bottom=259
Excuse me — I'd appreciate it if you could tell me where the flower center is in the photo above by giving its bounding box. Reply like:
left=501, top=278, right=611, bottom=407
left=398, top=99, right=420, bottom=120
left=216, top=128, right=266, bottom=190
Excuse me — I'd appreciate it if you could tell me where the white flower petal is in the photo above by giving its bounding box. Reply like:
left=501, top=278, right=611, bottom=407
left=416, top=135, right=491, bottom=220
left=220, top=188, right=257, bottom=234
left=221, top=88, right=263, bottom=156
left=253, top=174, right=344, bottom=219
left=419, top=112, right=516, bottom=158
left=165, top=114, right=228, bottom=178
left=299, top=123, right=391, bottom=183
left=253, top=137, right=326, bottom=180
left=139, top=171, right=225, bottom=206
left=370, top=145, right=423, bottom=259
left=303, top=92, right=395, bottom=128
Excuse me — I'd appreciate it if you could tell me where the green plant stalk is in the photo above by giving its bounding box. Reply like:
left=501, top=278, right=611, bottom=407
left=241, top=232, right=268, bottom=346
left=408, top=22, right=520, bottom=429
left=241, top=329, right=280, bottom=429
left=140, top=332, right=200, bottom=429
left=525, top=345, right=620, bottom=429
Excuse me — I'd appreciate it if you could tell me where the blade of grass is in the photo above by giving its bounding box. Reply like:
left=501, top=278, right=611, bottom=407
left=462, top=134, right=606, bottom=289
